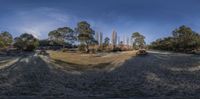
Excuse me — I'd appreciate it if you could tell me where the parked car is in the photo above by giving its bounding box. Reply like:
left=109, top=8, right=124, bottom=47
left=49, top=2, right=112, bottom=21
left=37, top=50, right=49, bottom=56
left=136, top=49, right=148, bottom=56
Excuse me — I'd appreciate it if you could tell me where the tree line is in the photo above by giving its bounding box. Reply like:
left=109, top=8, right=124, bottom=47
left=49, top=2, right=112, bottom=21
left=0, top=21, right=146, bottom=53
left=0, top=32, right=39, bottom=51
left=149, top=25, right=200, bottom=53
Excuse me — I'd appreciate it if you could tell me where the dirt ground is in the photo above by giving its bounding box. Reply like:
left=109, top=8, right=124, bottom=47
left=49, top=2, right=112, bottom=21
left=49, top=51, right=136, bottom=65
left=0, top=51, right=200, bottom=98
left=48, top=51, right=136, bottom=72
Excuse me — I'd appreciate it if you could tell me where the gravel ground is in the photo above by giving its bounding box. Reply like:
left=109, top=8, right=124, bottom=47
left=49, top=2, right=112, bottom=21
left=0, top=51, right=200, bottom=98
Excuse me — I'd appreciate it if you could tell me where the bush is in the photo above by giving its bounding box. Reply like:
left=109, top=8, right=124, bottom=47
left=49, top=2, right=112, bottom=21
left=89, top=49, right=96, bottom=54
left=25, top=44, right=37, bottom=51
left=78, top=44, right=86, bottom=52
left=112, top=47, right=122, bottom=52
left=62, top=48, right=68, bottom=52
left=14, top=33, right=39, bottom=51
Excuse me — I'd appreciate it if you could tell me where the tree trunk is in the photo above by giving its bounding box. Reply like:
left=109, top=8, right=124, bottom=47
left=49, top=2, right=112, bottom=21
left=63, top=43, right=65, bottom=49
left=85, top=42, right=89, bottom=53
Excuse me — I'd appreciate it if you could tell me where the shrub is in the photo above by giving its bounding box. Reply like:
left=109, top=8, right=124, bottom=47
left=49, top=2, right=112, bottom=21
left=78, top=44, right=86, bottom=52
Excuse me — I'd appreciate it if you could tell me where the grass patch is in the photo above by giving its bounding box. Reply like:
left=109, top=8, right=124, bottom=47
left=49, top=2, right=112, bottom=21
left=48, top=51, right=136, bottom=71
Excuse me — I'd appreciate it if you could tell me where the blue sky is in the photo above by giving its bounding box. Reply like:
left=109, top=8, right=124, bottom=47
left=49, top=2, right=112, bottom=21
left=1, top=0, right=200, bottom=43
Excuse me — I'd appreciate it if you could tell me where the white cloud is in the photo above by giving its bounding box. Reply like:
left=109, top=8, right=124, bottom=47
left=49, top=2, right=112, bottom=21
left=11, top=7, right=76, bottom=39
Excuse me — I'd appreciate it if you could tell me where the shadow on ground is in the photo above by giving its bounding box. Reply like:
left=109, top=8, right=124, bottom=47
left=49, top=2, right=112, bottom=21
left=0, top=52, right=200, bottom=98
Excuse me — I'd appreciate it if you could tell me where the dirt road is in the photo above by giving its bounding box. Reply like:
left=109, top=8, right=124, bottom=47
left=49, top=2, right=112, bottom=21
left=0, top=51, right=200, bottom=98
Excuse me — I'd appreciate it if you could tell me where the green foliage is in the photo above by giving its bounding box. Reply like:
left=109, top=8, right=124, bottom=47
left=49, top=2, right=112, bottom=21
left=103, top=37, right=110, bottom=47
left=39, top=39, right=50, bottom=46
left=150, top=25, right=200, bottom=52
left=132, top=32, right=146, bottom=49
left=75, top=21, right=95, bottom=52
left=48, top=27, right=75, bottom=47
left=48, top=30, right=62, bottom=44
left=0, top=37, right=5, bottom=48
left=14, top=33, right=39, bottom=51
left=0, top=31, right=13, bottom=49
left=150, top=37, right=175, bottom=51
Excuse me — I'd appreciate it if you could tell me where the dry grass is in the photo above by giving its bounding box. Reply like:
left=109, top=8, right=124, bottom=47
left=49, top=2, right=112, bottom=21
left=48, top=51, right=137, bottom=71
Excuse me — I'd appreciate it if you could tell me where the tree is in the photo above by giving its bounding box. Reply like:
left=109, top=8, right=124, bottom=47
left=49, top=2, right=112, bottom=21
left=126, top=37, right=129, bottom=46
left=112, top=30, right=117, bottom=49
left=150, top=37, right=174, bottom=51
left=39, top=39, right=51, bottom=47
left=172, top=25, right=200, bottom=51
left=118, top=36, right=121, bottom=46
left=95, top=32, right=99, bottom=45
left=48, top=27, right=75, bottom=48
left=14, top=33, right=39, bottom=51
left=75, top=21, right=95, bottom=52
left=0, top=31, right=13, bottom=49
left=103, top=37, right=110, bottom=47
left=132, top=32, right=146, bottom=49
left=150, top=25, right=200, bottom=52
left=0, top=37, right=4, bottom=49
left=100, top=32, right=103, bottom=46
